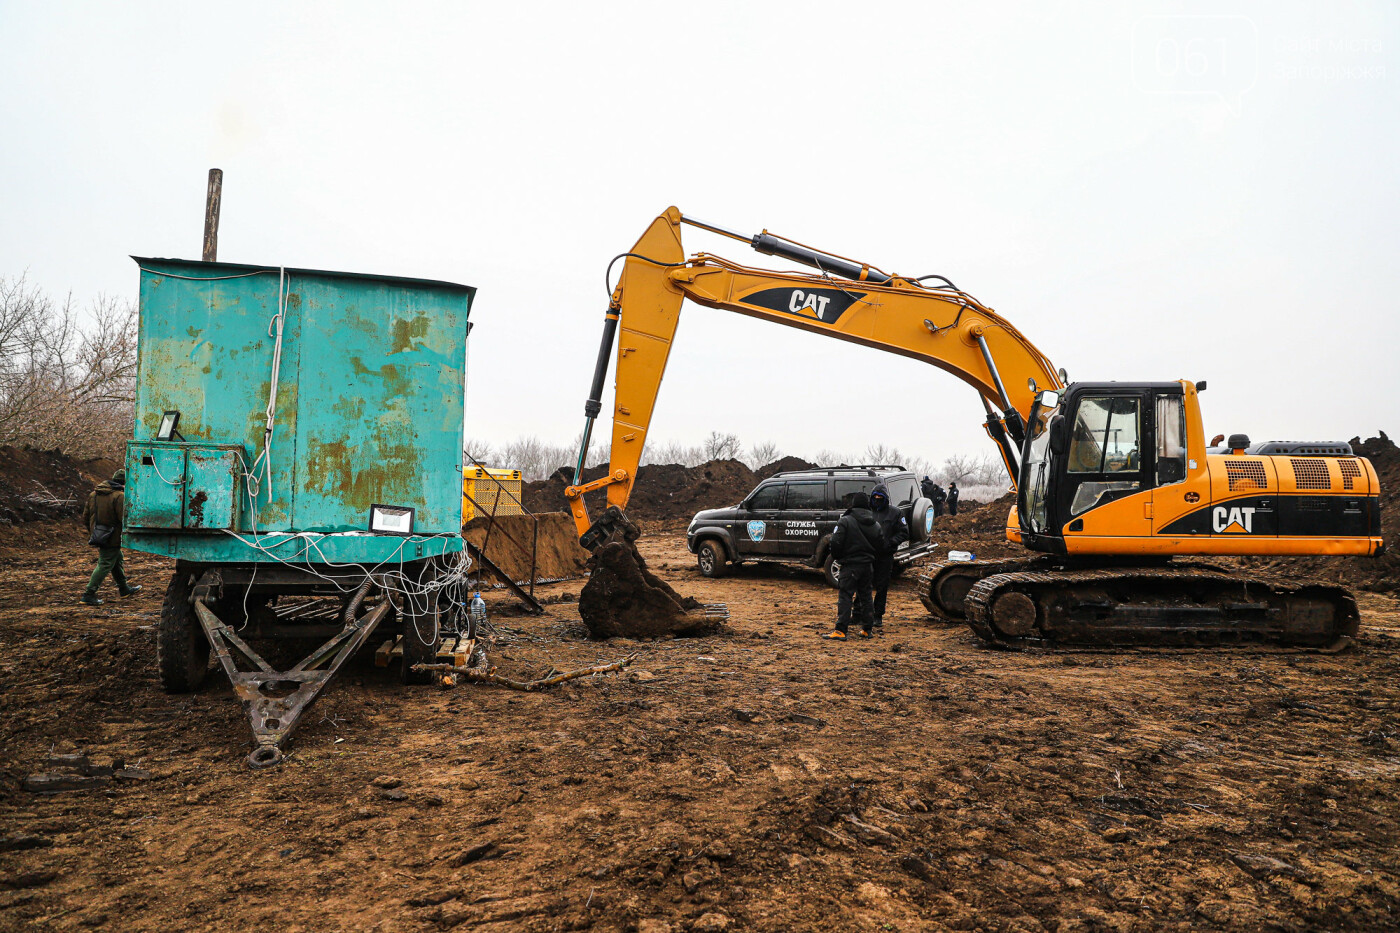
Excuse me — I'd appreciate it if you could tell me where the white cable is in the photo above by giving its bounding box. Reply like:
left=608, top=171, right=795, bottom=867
left=147, top=456, right=187, bottom=487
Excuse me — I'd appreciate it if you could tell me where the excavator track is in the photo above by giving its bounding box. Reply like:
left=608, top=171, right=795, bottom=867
left=964, top=567, right=1359, bottom=651
left=918, top=558, right=1050, bottom=621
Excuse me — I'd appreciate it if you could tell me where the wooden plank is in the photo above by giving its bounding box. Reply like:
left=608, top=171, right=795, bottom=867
left=374, top=636, right=399, bottom=668
left=202, top=168, right=222, bottom=262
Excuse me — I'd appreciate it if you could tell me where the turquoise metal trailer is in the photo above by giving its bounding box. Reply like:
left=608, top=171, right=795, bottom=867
left=126, top=257, right=474, bottom=766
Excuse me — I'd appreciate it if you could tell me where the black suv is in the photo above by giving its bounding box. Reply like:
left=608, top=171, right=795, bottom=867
left=686, top=466, right=935, bottom=587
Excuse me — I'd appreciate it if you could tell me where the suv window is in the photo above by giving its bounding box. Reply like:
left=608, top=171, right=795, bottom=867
left=887, top=476, right=916, bottom=506
left=784, top=481, right=827, bottom=510
left=748, top=483, right=783, bottom=510
left=834, top=478, right=877, bottom=508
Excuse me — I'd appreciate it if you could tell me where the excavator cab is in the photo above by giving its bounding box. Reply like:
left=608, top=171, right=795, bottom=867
left=1017, top=381, right=1192, bottom=555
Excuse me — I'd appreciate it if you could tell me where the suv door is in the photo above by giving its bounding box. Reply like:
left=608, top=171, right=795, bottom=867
left=822, top=477, right=878, bottom=555
left=740, top=481, right=785, bottom=556
left=777, top=480, right=827, bottom=557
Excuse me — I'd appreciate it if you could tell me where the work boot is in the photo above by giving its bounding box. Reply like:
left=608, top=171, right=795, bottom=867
left=857, top=629, right=874, bottom=639
left=119, top=585, right=143, bottom=598
left=80, top=593, right=104, bottom=607
left=822, top=630, right=848, bottom=640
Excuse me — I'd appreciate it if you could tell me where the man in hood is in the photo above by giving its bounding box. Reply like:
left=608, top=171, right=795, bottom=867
left=868, top=484, right=909, bottom=633
left=947, top=481, right=960, bottom=516
left=929, top=481, right=948, bottom=517
left=822, top=491, right=883, bottom=640
left=80, top=468, right=141, bottom=606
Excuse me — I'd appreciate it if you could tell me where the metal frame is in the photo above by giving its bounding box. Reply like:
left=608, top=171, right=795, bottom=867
left=190, top=569, right=393, bottom=768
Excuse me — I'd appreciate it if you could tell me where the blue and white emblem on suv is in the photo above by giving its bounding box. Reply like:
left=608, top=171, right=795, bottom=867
left=925, top=510, right=935, bottom=536
left=746, top=520, right=766, bottom=542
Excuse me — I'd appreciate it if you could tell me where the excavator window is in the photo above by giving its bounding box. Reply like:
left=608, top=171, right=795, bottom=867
left=1067, top=397, right=1141, bottom=474
left=1156, top=395, right=1187, bottom=486
left=1065, top=395, right=1145, bottom=517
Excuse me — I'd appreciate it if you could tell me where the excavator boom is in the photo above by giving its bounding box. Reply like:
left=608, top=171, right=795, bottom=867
left=565, top=207, right=1060, bottom=541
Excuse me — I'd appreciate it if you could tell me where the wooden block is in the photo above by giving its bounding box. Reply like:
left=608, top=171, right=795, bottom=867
left=374, top=637, right=399, bottom=668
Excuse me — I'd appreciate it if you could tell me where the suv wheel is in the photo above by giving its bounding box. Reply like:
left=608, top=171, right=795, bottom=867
left=697, top=539, right=728, bottom=578
left=822, top=553, right=842, bottom=589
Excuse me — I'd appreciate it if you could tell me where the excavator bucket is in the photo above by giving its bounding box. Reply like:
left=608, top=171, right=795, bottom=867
left=574, top=512, right=727, bottom=639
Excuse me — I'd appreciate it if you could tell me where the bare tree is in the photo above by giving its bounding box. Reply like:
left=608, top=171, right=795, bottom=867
left=747, top=439, right=780, bottom=469
left=499, top=435, right=575, bottom=482
left=703, top=431, right=742, bottom=461
left=645, top=439, right=706, bottom=467
left=0, top=276, right=136, bottom=458
left=972, top=452, right=1008, bottom=485
left=462, top=437, right=498, bottom=466
left=938, top=453, right=979, bottom=486
left=862, top=442, right=906, bottom=466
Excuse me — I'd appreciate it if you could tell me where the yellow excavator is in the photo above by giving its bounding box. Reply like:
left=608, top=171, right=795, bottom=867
left=564, top=207, right=1383, bottom=649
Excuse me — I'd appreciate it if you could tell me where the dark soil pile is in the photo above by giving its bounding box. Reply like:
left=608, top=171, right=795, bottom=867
left=462, top=512, right=590, bottom=584
left=578, top=539, right=720, bottom=639
left=756, top=456, right=818, bottom=479
left=525, top=458, right=796, bottom=525
left=1235, top=432, right=1399, bottom=592
left=0, top=447, right=120, bottom=525
left=925, top=492, right=1023, bottom=561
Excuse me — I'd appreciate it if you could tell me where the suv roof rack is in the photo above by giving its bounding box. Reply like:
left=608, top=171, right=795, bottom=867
left=770, top=464, right=906, bottom=478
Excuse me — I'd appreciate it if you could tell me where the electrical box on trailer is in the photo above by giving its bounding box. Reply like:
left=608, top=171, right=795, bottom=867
left=126, top=441, right=243, bottom=531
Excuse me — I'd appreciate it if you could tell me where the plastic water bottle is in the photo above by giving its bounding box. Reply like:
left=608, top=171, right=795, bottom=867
left=948, top=550, right=976, bottom=562
left=468, top=592, right=487, bottom=633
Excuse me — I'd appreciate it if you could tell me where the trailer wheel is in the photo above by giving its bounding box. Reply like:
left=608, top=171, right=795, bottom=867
left=157, top=570, right=210, bottom=693
left=400, top=597, right=442, bottom=685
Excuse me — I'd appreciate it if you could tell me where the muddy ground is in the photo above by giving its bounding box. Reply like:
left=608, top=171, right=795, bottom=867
left=1, top=513, right=1398, bottom=933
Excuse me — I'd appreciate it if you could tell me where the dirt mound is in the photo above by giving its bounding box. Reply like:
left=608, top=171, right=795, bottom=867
left=578, top=540, right=722, bottom=639
left=1235, top=432, right=1399, bottom=592
left=525, top=458, right=767, bottom=525
left=925, top=492, right=1022, bottom=561
left=756, top=456, right=818, bottom=479
left=0, top=446, right=119, bottom=524
left=462, top=512, right=589, bottom=584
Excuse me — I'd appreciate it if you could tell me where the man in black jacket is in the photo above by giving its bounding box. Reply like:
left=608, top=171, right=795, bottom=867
left=868, top=484, right=908, bottom=633
left=929, top=482, right=947, bottom=517
left=947, top=482, right=960, bottom=516
left=822, top=492, right=883, bottom=640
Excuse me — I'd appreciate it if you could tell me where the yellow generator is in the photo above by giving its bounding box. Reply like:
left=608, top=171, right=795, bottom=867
left=463, top=467, right=525, bottom=522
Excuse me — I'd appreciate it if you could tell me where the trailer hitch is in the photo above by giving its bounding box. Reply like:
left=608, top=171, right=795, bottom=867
left=192, top=597, right=391, bottom=768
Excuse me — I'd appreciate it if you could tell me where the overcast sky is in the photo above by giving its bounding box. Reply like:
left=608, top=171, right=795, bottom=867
left=2, top=1, right=1396, bottom=472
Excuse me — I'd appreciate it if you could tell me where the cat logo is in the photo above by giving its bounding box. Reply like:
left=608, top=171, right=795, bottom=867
left=1212, top=505, right=1256, bottom=533
left=738, top=286, right=865, bottom=324
left=788, top=290, right=831, bottom=318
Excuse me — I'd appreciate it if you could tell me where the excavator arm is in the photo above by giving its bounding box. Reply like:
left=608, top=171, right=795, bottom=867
left=565, top=206, right=1063, bottom=545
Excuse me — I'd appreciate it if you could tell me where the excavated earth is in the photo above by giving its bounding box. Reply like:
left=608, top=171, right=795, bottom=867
left=1, top=441, right=1398, bottom=931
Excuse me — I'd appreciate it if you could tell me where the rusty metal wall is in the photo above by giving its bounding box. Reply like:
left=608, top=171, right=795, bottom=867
left=128, top=258, right=473, bottom=553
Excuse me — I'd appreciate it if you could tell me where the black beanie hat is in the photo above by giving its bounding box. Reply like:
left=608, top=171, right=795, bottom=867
left=851, top=492, right=870, bottom=509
